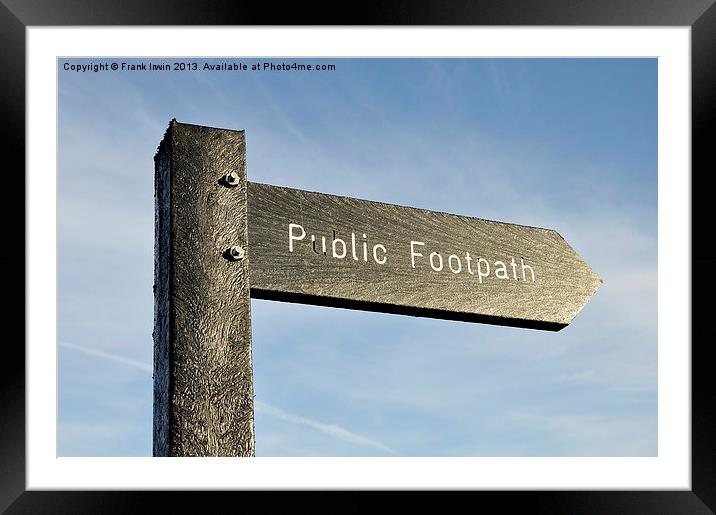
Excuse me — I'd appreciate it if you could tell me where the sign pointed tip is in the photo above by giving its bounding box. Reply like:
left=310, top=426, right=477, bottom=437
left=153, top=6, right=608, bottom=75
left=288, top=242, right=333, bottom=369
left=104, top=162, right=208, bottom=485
left=590, top=268, right=604, bottom=286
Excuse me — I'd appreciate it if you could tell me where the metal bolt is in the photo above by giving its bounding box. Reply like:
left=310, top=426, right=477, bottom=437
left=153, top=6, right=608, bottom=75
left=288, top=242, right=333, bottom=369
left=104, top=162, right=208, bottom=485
left=224, top=171, right=241, bottom=187
left=228, top=245, right=245, bottom=261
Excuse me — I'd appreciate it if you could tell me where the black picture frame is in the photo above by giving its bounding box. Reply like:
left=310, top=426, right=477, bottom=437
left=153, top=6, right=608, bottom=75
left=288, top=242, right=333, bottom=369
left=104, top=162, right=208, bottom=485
left=5, top=1, right=714, bottom=512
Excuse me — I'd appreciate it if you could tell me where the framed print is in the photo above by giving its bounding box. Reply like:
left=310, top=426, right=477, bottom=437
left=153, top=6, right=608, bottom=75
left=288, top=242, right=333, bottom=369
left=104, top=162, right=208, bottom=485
left=6, top=0, right=716, bottom=512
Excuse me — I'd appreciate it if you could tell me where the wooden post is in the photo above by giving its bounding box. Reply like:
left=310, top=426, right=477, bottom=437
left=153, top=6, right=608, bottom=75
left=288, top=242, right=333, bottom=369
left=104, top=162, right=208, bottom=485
left=153, top=120, right=254, bottom=456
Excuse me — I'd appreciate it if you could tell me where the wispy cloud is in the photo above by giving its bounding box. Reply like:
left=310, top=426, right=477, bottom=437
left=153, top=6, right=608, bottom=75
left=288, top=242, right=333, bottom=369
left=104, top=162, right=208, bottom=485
left=60, top=341, right=395, bottom=454
left=60, top=341, right=152, bottom=373
left=255, top=401, right=395, bottom=455
left=498, top=409, right=657, bottom=456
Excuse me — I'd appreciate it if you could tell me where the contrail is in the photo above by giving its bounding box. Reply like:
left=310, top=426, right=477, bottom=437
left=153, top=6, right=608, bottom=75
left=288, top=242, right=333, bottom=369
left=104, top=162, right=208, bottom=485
left=60, top=341, right=152, bottom=373
left=60, top=341, right=396, bottom=454
left=254, top=401, right=396, bottom=454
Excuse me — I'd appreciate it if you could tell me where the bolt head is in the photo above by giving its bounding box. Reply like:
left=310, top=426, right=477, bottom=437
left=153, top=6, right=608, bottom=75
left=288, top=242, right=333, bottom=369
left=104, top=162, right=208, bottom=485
left=225, top=171, right=241, bottom=186
left=228, top=245, right=245, bottom=260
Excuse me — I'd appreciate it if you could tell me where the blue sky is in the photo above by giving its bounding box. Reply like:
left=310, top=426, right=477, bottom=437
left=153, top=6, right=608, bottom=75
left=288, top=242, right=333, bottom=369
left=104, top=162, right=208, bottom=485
left=58, top=58, right=657, bottom=457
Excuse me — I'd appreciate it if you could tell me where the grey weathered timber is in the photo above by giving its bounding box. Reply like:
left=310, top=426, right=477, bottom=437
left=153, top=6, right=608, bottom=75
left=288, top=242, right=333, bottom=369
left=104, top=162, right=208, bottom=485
left=153, top=120, right=254, bottom=456
left=247, top=182, right=602, bottom=331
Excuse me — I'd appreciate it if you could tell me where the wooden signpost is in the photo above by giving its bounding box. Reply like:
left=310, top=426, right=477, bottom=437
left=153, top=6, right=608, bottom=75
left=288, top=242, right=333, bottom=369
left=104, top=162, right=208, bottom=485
left=153, top=120, right=602, bottom=457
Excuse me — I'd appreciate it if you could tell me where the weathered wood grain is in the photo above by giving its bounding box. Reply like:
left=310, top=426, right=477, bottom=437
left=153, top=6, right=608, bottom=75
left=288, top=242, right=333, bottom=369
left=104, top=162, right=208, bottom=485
left=247, top=182, right=602, bottom=330
left=153, top=121, right=254, bottom=456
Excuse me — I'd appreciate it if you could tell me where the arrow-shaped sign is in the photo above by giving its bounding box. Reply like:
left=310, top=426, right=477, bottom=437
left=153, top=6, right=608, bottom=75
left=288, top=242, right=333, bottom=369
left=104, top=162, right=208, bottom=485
left=246, top=182, right=602, bottom=331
